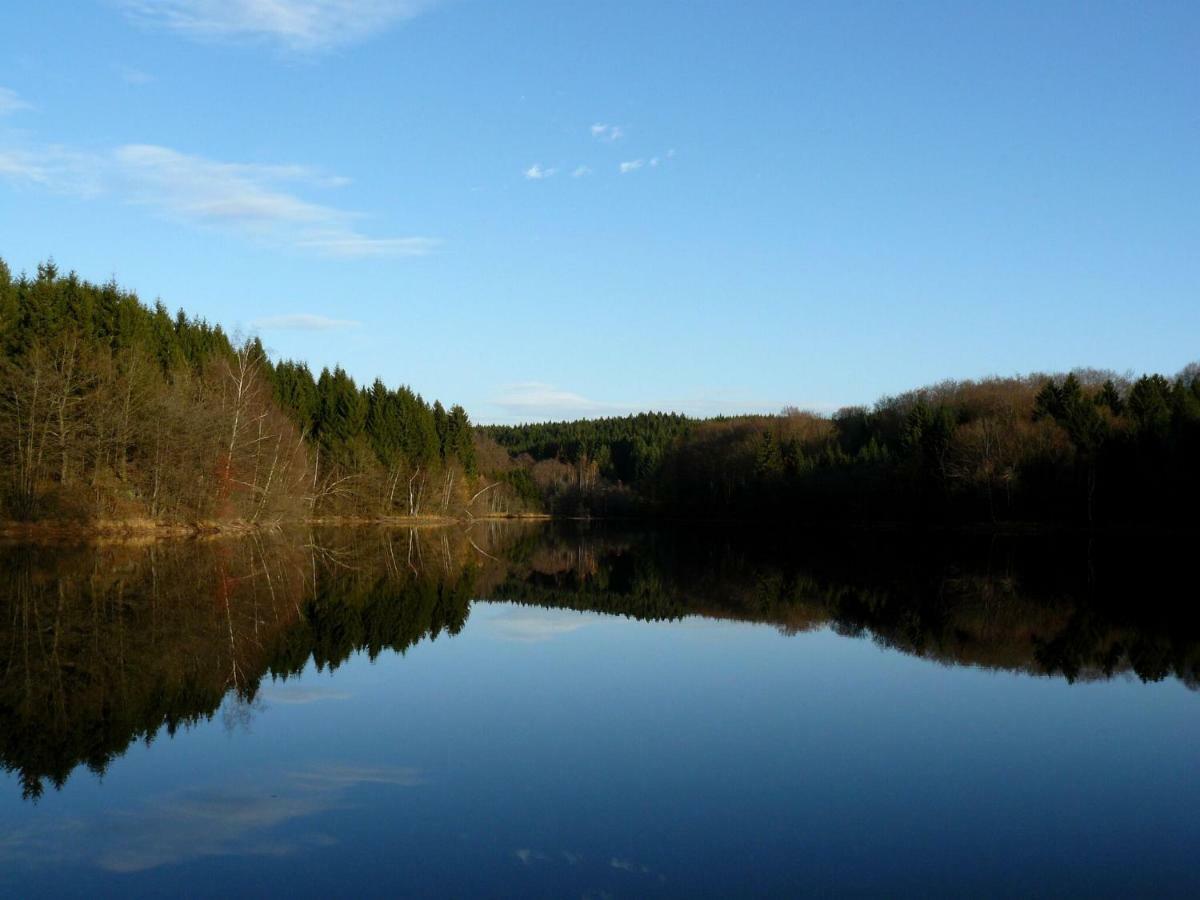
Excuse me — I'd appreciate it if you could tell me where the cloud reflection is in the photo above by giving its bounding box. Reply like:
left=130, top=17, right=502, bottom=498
left=0, top=765, right=422, bottom=873
left=259, top=686, right=354, bottom=705
left=487, top=607, right=595, bottom=643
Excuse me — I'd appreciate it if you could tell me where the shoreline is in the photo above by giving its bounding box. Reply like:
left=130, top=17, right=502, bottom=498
left=2, top=511, right=1190, bottom=547
left=0, top=513, right=555, bottom=544
left=0, top=513, right=1192, bottom=545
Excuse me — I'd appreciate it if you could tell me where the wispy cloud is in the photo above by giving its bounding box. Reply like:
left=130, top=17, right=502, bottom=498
left=0, top=144, right=101, bottom=194
left=621, top=150, right=675, bottom=175
left=571, top=165, right=592, bottom=178
left=590, top=123, right=624, bottom=142
left=251, top=313, right=362, bottom=331
left=482, top=382, right=782, bottom=423
left=490, top=381, right=625, bottom=420
left=0, top=139, right=434, bottom=258
left=523, top=163, right=557, bottom=180
left=0, top=87, right=31, bottom=116
left=0, top=150, right=42, bottom=183
left=119, top=0, right=437, bottom=52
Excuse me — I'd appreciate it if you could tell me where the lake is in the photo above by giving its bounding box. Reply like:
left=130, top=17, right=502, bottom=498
left=0, top=523, right=1197, bottom=897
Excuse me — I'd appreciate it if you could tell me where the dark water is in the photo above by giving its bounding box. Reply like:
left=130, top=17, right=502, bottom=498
left=1, top=523, right=1198, bottom=897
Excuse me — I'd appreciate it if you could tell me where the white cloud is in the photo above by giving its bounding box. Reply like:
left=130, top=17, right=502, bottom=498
left=0, top=139, right=434, bottom=258
left=120, top=0, right=437, bottom=52
left=481, top=382, right=784, bottom=424
left=571, top=165, right=592, bottom=178
left=523, top=163, right=556, bottom=180
left=251, top=313, right=362, bottom=331
left=622, top=151, right=675, bottom=174
left=0, top=88, right=31, bottom=116
left=491, top=381, right=622, bottom=420
left=0, top=150, right=43, bottom=182
left=590, top=122, right=624, bottom=142
left=0, top=144, right=103, bottom=195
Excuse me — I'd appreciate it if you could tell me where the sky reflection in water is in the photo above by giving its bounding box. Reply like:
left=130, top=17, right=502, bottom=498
left=0, top=525, right=1197, bottom=897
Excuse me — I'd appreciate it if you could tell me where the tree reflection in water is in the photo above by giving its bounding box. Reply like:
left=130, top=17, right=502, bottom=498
left=1, top=522, right=1196, bottom=800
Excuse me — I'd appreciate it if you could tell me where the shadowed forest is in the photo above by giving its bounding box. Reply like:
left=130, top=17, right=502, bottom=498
left=2, top=259, right=1197, bottom=529
left=3, top=522, right=1198, bottom=801
left=482, top=369, right=1200, bottom=526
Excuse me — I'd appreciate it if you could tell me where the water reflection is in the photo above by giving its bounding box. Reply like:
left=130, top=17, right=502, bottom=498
left=0, top=764, right=421, bottom=873
left=0, top=523, right=1197, bottom=801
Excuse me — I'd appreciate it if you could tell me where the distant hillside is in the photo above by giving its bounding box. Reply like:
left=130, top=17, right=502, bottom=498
left=481, top=367, right=1200, bottom=527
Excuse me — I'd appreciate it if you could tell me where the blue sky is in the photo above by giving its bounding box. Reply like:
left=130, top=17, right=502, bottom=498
left=1, top=1, right=1196, bottom=423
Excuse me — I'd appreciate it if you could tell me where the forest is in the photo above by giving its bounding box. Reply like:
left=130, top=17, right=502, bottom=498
left=484, top=367, right=1200, bottom=527
left=0, top=258, right=479, bottom=525
left=2, top=256, right=1196, bottom=529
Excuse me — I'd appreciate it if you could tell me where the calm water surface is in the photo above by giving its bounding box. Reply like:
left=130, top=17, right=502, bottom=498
left=0, top=524, right=1197, bottom=897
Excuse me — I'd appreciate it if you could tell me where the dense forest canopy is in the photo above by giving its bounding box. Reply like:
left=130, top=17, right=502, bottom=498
left=483, top=370, right=1200, bottom=526
left=2, top=256, right=1196, bottom=528
left=0, top=258, right=477, bottom=523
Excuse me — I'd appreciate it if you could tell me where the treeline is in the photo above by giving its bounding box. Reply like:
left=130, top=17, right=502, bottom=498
left=0, top=259, right=478, bottom=523
left=482, top=367, right=1200, bottom=527
left=478, top=413, right=691, bottom=515
left=6, top=255, right=1196, bottom=529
